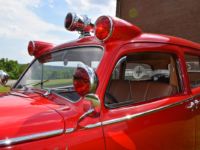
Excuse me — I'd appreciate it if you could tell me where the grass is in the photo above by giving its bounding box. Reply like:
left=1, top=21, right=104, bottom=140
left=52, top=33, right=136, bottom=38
left=43, top=79, right=73, bottom=87
left=30, top=79, right=73, bottom=88
left=0, top=86, right=10, bottom=93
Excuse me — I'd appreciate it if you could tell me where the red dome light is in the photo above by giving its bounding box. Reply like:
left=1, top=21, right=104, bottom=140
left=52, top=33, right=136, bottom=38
left=95, top=16, right=113, bottom=41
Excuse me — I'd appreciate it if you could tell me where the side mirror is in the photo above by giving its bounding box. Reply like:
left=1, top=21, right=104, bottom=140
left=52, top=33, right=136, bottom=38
left=73, top=64, right=98, bottom=96
left=73, top=64, right=100, bottom=131
left=76, top=94, right=101, bottom=130
left=0, top=71, right=9, bottom=86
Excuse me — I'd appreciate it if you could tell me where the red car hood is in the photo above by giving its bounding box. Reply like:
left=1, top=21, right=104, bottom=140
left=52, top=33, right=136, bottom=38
left=0, top=92, right=64, bottom=141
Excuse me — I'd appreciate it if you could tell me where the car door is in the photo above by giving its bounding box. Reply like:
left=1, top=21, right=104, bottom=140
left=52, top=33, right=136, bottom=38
left=101, top=43, right=196, bottom=150
left=184, top=51, right=200, bottom=150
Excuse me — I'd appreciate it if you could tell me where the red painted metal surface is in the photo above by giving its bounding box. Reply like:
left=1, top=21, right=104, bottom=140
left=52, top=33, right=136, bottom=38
left=0, top=93, right=64, bottom=139
left=98, top=43, right=196, bottom=150
left=1, top=15, right=200, bottom=149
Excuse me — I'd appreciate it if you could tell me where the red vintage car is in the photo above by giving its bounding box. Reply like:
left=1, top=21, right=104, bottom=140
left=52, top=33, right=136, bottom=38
left=0, top=12, right=200, bottom=150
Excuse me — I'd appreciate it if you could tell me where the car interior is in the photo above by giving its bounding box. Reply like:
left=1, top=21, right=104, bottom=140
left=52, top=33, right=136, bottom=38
left=105, top=52, right=182, bottom=108
left=185, top=54, right=200, bottom=88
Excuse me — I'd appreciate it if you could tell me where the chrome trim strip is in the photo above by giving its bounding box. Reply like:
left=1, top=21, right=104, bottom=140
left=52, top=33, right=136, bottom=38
left=65, top=128, right=75, bottom=134
left=65, top=122, right=102, bottom=134
left=84, top=122, right=102, bottom=129
left=65, top=98, right=192, bottom=134
left=102, top=98, right=191, bottom=126
left=0, top=129, right=63, bottom=147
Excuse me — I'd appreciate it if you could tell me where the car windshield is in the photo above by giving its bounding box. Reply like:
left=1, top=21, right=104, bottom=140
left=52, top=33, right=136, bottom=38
left=15, top=46, right=103, bottom=100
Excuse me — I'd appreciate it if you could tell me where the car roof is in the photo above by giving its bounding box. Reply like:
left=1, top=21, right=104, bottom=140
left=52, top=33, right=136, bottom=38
left=53, top=33, right=200, bottom=51
left=133, top=33, right=200, bottom=50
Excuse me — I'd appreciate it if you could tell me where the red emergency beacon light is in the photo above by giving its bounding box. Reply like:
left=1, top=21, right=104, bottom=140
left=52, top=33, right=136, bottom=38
left=95, top=16, right=142, bottom=42
left=28, top=41, right=54, bottom=58
left=64, top=12, right=142, bottom=42
left=95, top=16, right=113, bottom=41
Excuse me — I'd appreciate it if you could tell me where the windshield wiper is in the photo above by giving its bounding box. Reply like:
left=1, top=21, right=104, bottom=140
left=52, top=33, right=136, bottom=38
left=21, top=79, right=49, bottom=87
left=17, top=80, right=50, bottom=92
left=16, top=80, right=51, bottom=96
left=32, top=79, right=49, bottom=87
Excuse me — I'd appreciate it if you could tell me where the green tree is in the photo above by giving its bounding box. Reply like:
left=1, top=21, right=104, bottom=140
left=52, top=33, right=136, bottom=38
left=0, top=58, right=28, bottom=79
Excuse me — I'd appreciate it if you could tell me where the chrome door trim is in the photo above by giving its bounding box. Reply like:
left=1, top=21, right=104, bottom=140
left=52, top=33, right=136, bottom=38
left=102, top=98, right=191, bottom=126
left=65, top=128, right=75, bottom=133
left=65, top=122, right=102, bottom=134
left=102, top=102, right=180, bottom=125
left=0, top=129, right=63, bottom=147
left=65, top=97, right=192, bottom=134
left=84, top=122, right=102, bottom=129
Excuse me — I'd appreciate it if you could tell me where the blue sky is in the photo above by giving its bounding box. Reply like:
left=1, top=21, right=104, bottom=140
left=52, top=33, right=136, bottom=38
left=0, top=0, right=116, bottom=63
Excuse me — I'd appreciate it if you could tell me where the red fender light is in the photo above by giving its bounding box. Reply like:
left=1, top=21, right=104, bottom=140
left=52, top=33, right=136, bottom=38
left=95, top=16, right=113, bottom=41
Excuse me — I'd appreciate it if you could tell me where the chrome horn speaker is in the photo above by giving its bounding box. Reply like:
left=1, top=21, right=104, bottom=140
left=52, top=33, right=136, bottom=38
left=64, top=12, right=94, bottom=37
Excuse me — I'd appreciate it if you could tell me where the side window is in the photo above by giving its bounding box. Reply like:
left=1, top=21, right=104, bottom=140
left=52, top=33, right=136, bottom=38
left=185, top=54, right=200, bottom=88
left=105, top=52, right=182, bottom=108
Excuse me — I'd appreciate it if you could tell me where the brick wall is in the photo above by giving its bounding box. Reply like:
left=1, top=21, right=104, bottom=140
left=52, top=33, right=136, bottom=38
left=116, top=0, right=200, bottom=43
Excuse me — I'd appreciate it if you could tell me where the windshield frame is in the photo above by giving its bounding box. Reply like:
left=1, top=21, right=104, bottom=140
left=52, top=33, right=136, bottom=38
left=13, top=45, right=104, bottom=90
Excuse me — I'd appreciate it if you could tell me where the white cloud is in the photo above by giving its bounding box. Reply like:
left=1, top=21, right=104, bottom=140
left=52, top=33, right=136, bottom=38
left=0, top=0, right=78, bottom=63
left=0, top=0, right=116, bottom=63
left=0, top=0, right=67, bottom=43
left=65, top=0, right=116, bottom=21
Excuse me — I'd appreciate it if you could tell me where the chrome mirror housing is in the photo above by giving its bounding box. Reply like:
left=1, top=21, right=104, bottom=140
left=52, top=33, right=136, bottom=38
left=76, top=94, right=101, bottom=130
left=0, top=70, right=9, bottom=86
left=84, top=94, right=101, bottom=109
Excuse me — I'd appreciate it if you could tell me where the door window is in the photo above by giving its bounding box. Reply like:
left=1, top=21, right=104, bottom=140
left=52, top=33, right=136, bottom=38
left=105, top=52, right=182, bottom=108
left=185, top=54, right=200, bottom=88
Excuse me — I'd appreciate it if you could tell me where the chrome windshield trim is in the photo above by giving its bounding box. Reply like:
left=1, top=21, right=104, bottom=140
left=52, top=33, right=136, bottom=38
left=0, top=129, right=63, bottom=147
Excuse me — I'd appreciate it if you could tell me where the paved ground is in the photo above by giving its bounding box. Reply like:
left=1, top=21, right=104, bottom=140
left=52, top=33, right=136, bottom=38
left=0, top=80, right=17, bottom=93
left=7, top=80, right=17, bottom=86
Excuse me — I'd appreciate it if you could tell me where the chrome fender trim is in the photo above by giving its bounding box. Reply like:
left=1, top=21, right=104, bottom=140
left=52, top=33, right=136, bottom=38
left=0, top=129, right=64, bottom=147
